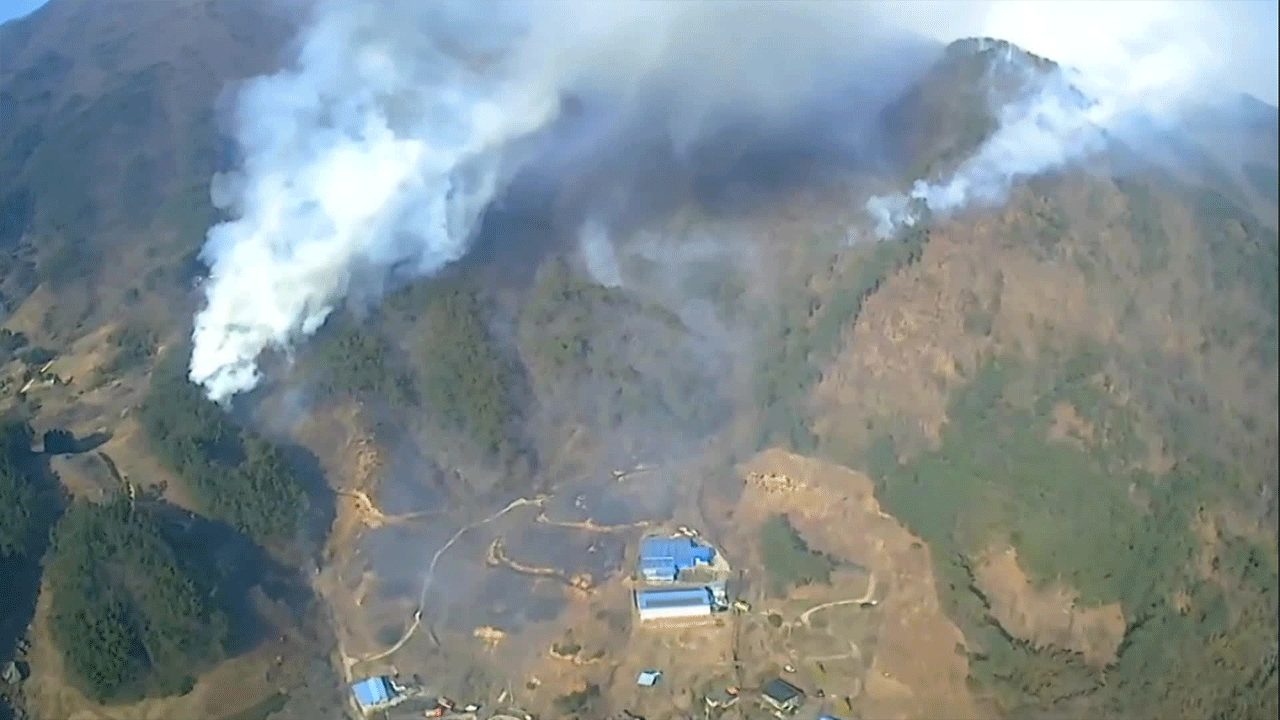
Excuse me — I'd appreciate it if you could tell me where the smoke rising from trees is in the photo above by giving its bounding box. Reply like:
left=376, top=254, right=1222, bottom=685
left=189, top=0, right=1277, bottom=402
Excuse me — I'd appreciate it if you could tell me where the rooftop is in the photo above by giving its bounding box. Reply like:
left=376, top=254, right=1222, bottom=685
left=641, top=555, right=677, bottom=571
left=639, top=536, right=714, bottom=569
left=761, top=678, right=804, bottom=705
left=351, top=676, right=397, bottom=709
left=636, top=586, right=712, bottom=610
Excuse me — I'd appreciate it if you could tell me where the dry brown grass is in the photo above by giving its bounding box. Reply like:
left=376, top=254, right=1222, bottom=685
left=972, top=545, right=1126, bottom=667
left=730, top=449, right=984, bottom=720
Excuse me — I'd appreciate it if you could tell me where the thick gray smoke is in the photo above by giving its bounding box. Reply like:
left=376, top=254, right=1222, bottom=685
left=189, top=0, right=934, bottom=402
left=190, top=0, right=1277, bottom=402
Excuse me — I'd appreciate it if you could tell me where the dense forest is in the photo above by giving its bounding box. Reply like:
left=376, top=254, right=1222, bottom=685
left=388, top=279, right=527, bottom=457
left=0, top=337, right=318, bottom=707
left=864, top=353, right=1278, bottom=719
left=138, top=350, right=311, bottom=544
left=0, top=422, right=61, bottom=659
left=519, top=256, right=733, bottom=441
left=758, top=514, right=839, bottom=595
left=0, top=422, right=59, bottom=720
left=40, top=488, right=301, bottom=706
left=0, top=340, right=322, bottom=708
left=0, top=423, right=42, bottom=559
left=44, top=496, right=228, bottom=702
left=410, top=281, right=523, bottom=455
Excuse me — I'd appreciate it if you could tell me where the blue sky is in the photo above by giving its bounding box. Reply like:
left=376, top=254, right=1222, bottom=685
left=0, top=0, right=45, bottom=24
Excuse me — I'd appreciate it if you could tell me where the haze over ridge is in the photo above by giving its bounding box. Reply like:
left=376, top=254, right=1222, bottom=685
left=186, top=0, right=1279, bottom=403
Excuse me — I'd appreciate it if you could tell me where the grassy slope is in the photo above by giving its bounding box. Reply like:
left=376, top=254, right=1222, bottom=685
left=803, top=165, right=1277, bottom=717
left=0, top=4, right=335, bottom=719
left=0, top=0, right=294, bottom=344
left=729, top=39, right=1280, bottom=718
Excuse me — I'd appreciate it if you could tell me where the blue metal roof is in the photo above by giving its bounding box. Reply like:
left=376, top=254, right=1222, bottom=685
left=351, top=677, right=393, bottom=709
left=641, top=555, right=677, bottom=577
left=637, top=587, right=712, bottom=610
left=639, top=537, right=714, bottom=572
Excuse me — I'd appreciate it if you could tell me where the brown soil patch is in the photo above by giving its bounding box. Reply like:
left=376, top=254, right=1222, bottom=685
left=95, top=418, right=194, bottom=507
left=292, top=402, right=382, bottom=560
left=3, top=286, right=61, bottom=342
left=1047, top=401, right=1095, bottom=448
left=47, top=453, right=118, bottom=500
left=287, top=401, right=393, bottom=681
left=812, top=210, right=1102, bottom=456
left=43, top=324, right=117, bottom=393
left=972, top=545, right=1126, bottom=666
left=729, top=449, right=984, bottom=720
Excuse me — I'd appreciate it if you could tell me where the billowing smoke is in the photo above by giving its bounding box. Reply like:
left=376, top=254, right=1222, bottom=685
left=865, top=1, right=1277, bottom=237
left=190, top=0, right=1278, bottom=401
left=578, top=220, right=623, bottom=289
left=191, top=1, right=559, bottom=401
left=189, top=0, right=936, bottom=403
left=866, top=47, right=1104, bottom=237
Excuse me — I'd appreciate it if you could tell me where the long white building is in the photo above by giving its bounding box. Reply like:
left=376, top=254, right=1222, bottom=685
left=635, top=586, right=714, bottom=622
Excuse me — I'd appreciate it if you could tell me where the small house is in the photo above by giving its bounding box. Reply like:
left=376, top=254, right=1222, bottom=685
left=350, top=676, right=401, bottom=714
left=761, top=678, right=804, bottom=714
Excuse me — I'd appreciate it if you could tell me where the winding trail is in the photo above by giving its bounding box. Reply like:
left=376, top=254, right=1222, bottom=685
left=336, top=489, right=445, bottom=528
left=344, top=463, right=666, bottom=669
left=782, top=575, right=880, bottom=667
left=534, top=512, right=652, bottom=533
left=804, top=640, right=861, bottom=663
left=486, top=538, right=594, bottom=592
left=799, top=574, right=878, bottom=627
left=354, top=495, right=549, bottom=666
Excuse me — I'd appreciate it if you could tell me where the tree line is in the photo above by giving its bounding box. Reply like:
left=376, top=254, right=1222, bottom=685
left=138, top=349, right=309, bottom=544
left=44, top=495, right=228, bottom=703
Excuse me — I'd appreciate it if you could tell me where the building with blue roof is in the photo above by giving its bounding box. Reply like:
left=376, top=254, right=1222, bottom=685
left=350, top=676, right=400, bottom=714
left=635, top=586, right=714, bottom=621
left=638, top=536, right=715, bottom=582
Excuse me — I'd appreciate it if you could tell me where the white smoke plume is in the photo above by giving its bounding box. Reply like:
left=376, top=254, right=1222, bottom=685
left=865, top=51, right=1105, bottom=237
left=190, top=0, right=930, bottom=403
left=190, top=1, right=557, bottom=401
left=190, top=0, right=1277, bottom=402
left=578, top=220, right=623, bottom=289
left=865, top=1, right=1277, bottom=238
